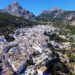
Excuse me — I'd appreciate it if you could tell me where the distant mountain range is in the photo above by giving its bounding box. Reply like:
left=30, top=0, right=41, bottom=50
left=0, top=2, right=75, bottom=26
left=0, top=2, right=36, bottom=21
left=38, top=8, right=75, bottom=21
left=0, top=2, right=75, bottom=22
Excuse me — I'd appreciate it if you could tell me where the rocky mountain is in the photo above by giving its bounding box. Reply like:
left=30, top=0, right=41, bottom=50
left=1, top=2, right=75, bottom=26
left=1, top=2, right=36, bottom=21
left=38, top=8, right=75, bottom=22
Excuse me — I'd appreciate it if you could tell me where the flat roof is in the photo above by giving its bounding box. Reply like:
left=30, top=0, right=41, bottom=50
left=38, top=66, right=47, bottom=72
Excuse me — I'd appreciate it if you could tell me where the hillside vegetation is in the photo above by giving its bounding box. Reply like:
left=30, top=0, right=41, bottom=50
left=0, top=12, right=37, bottom=35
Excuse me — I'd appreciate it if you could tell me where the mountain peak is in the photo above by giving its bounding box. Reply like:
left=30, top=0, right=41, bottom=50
left=4, top=2, right=23, bottom=12
left=12, top=1, right=19, bottom=5
left=50, top=8, right=62, bottom=11
left=41, top=8, right=64, bottom=14
left=2, top=2, right=36, bottom=20
left=10, top=1, right=22, bottom=9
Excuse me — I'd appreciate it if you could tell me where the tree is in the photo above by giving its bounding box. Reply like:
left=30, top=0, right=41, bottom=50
left=53, top=63, right=64, bottom=75
left=69, top=54, right=75, bottom=62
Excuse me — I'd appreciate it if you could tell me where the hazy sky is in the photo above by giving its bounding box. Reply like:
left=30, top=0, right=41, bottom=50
left=0, top=0, right=75, bottom=15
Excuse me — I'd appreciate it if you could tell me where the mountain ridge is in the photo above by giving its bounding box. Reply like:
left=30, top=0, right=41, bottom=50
left=0, top=2, right=75, bottom=26
left=38, top=8, right=75, bottom=21
left=1, top=2, right=36, bottom=21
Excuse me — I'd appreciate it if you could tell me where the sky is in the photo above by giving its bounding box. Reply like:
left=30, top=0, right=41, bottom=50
left=0, top=0, right=75, bottom=15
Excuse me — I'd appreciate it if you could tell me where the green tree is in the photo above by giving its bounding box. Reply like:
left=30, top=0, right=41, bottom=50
left=53, top=63, right=64, bottom=75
